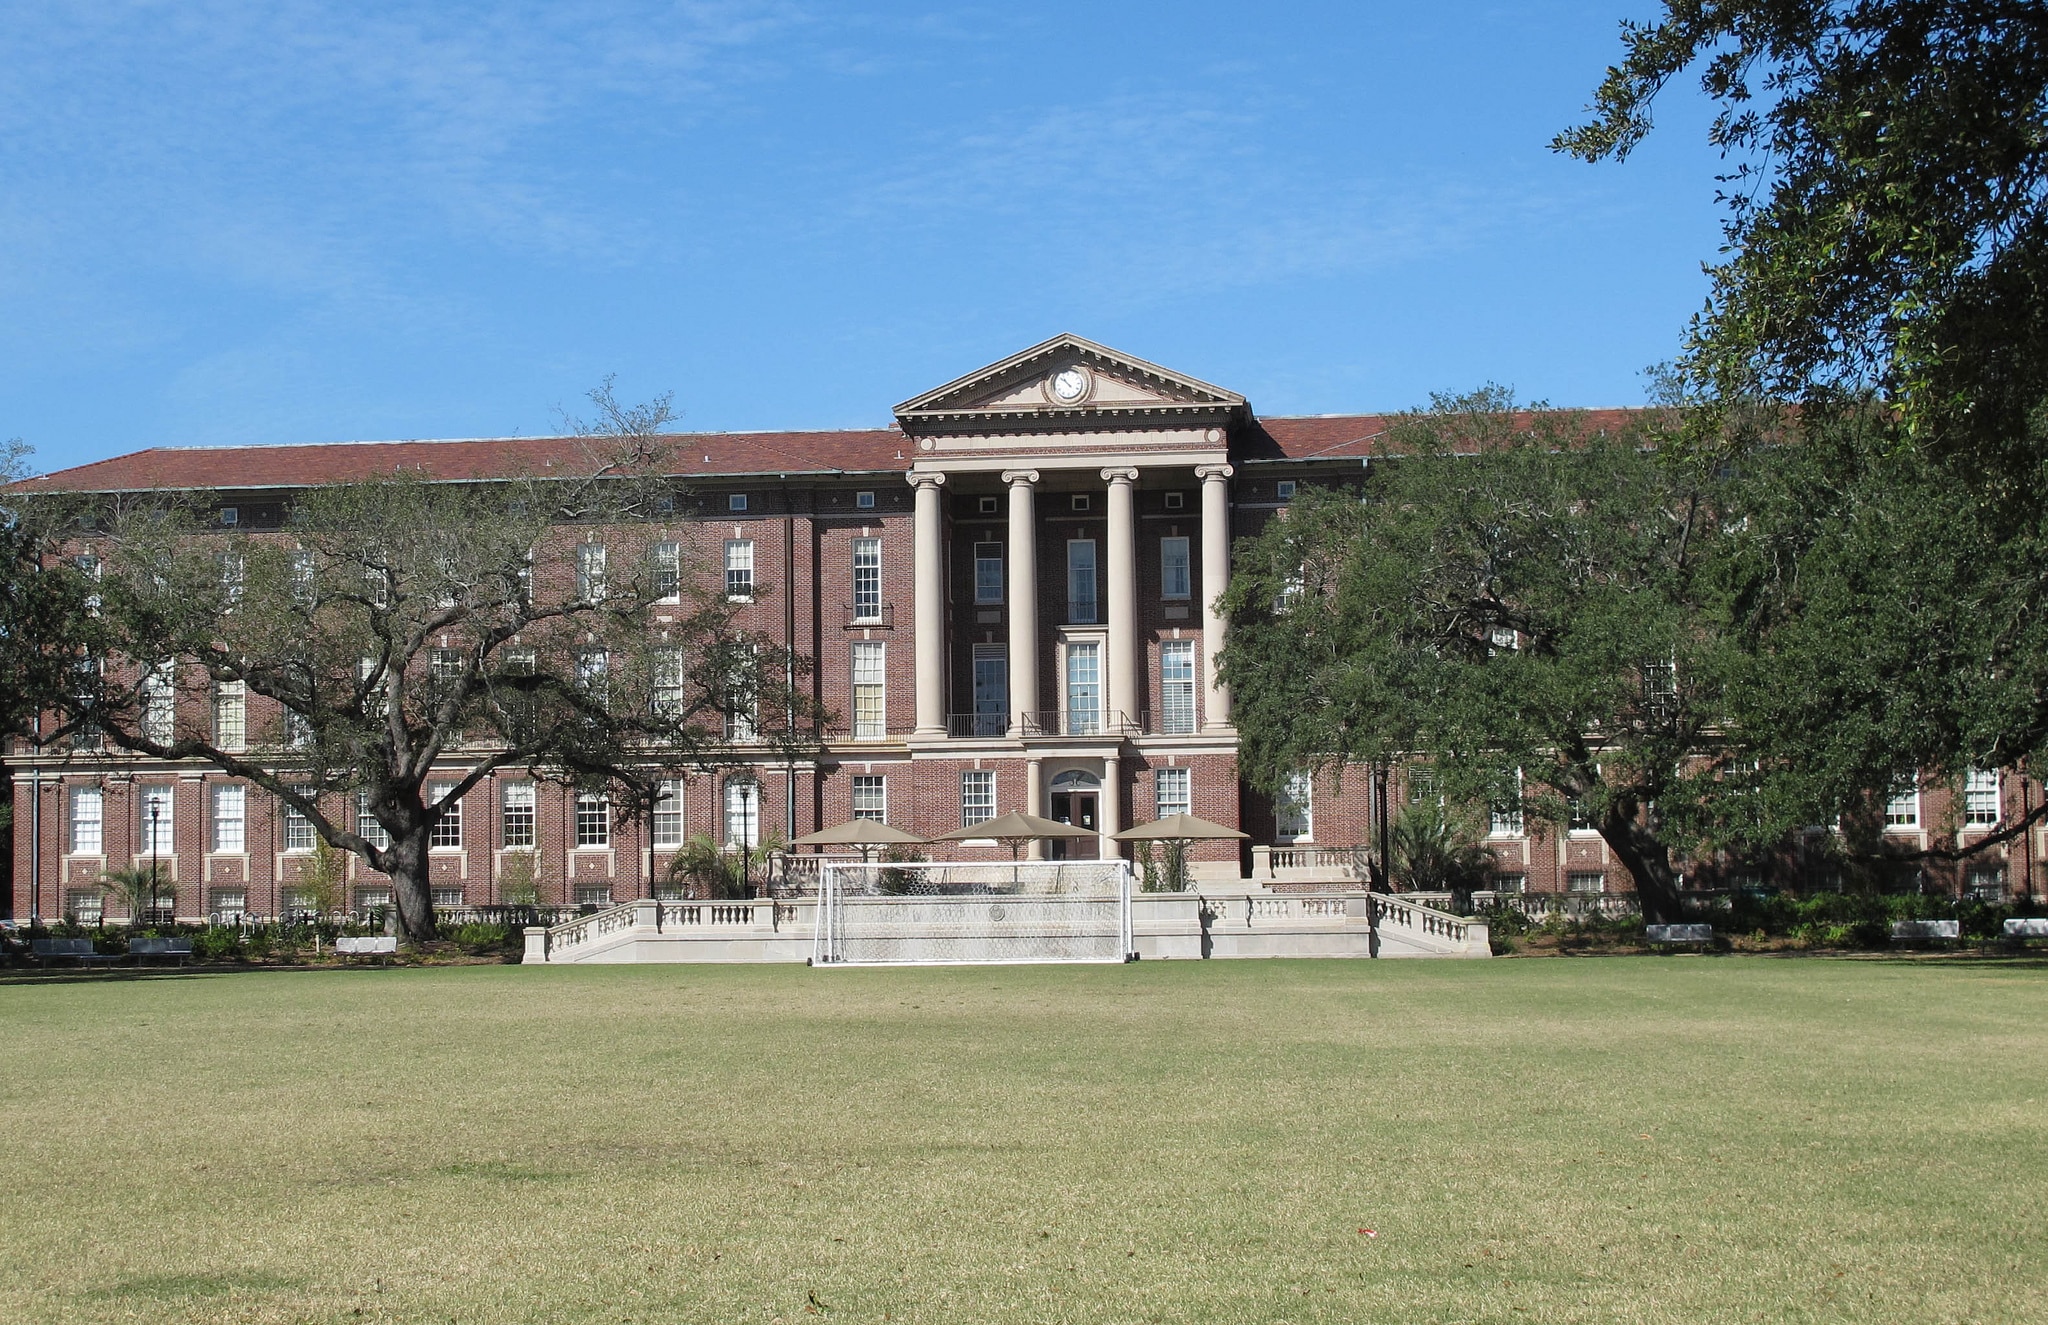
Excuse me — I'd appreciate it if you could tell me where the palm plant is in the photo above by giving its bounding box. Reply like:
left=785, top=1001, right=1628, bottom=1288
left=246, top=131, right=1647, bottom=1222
left=1389, top=802, right=1495, bottom=898
left=99, top=863, right=170, bottom=926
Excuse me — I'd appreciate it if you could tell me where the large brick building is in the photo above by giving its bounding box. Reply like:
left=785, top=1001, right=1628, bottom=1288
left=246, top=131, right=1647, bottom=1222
left=7, top=335, right=2041, bottom=922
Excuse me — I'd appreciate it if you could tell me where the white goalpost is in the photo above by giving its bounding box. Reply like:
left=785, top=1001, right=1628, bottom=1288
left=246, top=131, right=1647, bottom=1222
left=811, top=859, right=1135, bottom=966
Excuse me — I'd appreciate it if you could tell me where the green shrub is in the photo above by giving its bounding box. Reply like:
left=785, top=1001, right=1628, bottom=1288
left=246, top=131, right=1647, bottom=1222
left=190, top=925, right=243, bottom=962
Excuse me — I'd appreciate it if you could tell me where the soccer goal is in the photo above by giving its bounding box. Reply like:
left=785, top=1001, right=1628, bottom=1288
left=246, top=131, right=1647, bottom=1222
left=811, top=859, right=1134, bottom=966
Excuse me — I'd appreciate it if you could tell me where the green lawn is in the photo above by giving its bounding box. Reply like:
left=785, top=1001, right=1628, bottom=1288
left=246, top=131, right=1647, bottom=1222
left=3, top=957, right=2044, bottom=1324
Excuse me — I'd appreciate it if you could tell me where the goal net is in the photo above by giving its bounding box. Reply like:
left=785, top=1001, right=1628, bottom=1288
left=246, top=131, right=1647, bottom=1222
left=812, top=860, right=1134, bottom=966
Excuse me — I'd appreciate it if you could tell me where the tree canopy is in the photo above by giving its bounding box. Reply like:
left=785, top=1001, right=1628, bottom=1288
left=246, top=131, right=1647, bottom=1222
left=1218, top=392, right=1733, bottom=922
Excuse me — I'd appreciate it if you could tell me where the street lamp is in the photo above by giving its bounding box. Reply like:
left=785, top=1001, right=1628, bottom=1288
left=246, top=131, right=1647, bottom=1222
left=148, top=800, right=162, bottom=928
left=738, top=781, right=755, bottom=899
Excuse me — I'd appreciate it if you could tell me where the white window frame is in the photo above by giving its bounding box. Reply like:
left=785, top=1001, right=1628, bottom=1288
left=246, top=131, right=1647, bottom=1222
left=576, top=542, right=608, bottom=602
left=142, top=662, right=176, bottom=745
left=729, top=493, right=749, bottom=513
left=653, top=779, right=685, bottom=849
left=960, top=770, right=996, bottom=829
left=70, top=787, right=103, bottom=855
left=1885, top=783, right=1921, bottom=829
left=974, top=542, right=1004, bottom=605
left=856, top=490, right=876, bottom=509
left=283, top=800, right=317, bottom=853
left=654, top=541, right=681, bottom=602
left=575, top=792, right=610, bottom=848
left=971, top=645, right=1008, bottom=736
left=356, top=793, right=391, bottom=850
left=214, top=680, right=246, bottom=751
left=852, top=537, right=883, bottom=622
left=211, top=783, right=246, bottom=854
left=1159, top=640, right=1196, bottom=735
left=1964, top=768, right=2000, bottom=826
left=501, top=781, right=536, bottom=849
left=651, top=648, right=686, bottom=717
left=1063, top=637, right=1103, bottom=735
left=851, top=641, right=887, bottom=740
left=725, top=539, right=755, bottom=600
left=851, top=775, right=887, bottom=823
left=139, top=783, right=174, bottom=855
left=1066, top=539, right=1098, bottom=623
left=724, top=780, right=760, bottom=848
left=428, top=781, right=462, bottom=850
left=1160, top=536, right=1191, bottom=600
left=1490, top=771, right=1525, bottom=837
left=1156, top=767, right=1191, bottom=819
left=1275, top=773, right=1313, bottom=843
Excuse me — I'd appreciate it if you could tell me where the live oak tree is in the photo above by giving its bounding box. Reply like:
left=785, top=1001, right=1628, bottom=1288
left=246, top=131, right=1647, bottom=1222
left=1560, top=2, right=2048, bottom=854
left=46, top=399, right=821, bottom=943
left=1218, top=392, right=1733, bottom=923
left=0, top=439, right=102, bottom=755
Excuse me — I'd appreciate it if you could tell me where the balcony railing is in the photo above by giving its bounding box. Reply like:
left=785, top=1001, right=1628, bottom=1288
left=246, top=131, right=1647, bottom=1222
left=822, top=719, right=915, bottom=743
left=948, top=712, right=1010, bottom=738
left=1020, top=709, right=1138, bottom=738
left=841, top=603, right=894, bottom=629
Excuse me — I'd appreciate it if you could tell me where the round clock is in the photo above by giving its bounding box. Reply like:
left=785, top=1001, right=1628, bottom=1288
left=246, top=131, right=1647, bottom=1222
left=1050, top=367, right=1090, bottom=404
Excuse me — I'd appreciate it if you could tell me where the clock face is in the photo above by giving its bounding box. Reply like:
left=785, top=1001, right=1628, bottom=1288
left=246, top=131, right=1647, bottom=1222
left=1050, top=367, right=1089, bottom=403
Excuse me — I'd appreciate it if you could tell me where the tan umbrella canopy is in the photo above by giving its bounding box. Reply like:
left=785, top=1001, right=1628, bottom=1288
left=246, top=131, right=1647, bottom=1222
left=1111, top=814, right=1249, bottom=842
left=787, top=819, right=928, bottom=862
left=932, top=811, right=1096, bottom=861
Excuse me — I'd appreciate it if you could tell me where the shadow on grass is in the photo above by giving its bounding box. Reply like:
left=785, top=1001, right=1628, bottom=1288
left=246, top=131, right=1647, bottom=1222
left=436, top=1159, right=575, bottom=1183
left=84, top=1271, right=300, bottom=1302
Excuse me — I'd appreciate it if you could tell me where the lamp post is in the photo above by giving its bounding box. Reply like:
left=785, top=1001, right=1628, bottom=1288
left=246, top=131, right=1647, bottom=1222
left=739, top=782, right=755, bottom=899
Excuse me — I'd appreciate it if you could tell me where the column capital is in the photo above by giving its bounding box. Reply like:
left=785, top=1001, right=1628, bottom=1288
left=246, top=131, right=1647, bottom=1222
left=1195, top=463, right=1234, bottom=483
left=1001, top=468, right=1040, bottom=487
left=1099, top=466, right=1140, bottom=485
left=907, top=471, right=947, bottom=491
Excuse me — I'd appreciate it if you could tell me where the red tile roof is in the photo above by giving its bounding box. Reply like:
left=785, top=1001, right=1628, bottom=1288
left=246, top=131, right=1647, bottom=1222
left=20, top=409, right=1657, bottom=493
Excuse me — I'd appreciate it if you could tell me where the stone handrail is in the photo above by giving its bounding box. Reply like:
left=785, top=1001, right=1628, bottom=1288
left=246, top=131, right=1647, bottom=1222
left=531, top=897, right=788, bottom=962
left=1373, top=892, right=1478, bottom=945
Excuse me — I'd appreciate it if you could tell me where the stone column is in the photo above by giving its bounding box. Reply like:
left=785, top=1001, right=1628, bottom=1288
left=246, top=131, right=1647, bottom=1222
left=1026, top=757, right=1045, bottom=861
left=1004, top=470, right=1040, bottom=736
left=1101, top=467, right=1139, bottom=732
left=910, top=472, right=947, bottom=736
left=1196, top=463, right=1235, bottom=731
left=1101, top=753, right=1122, bottom=862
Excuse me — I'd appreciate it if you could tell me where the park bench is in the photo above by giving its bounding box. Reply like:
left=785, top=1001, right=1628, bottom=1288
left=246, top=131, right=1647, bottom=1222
left=31, top=938, right=121, bottom=968
left=334, top=936, right=398, bottom=965
left=2003, top=918, right=2048, bottom=942
left=1890, top=919, right=1960, bottom=944
left=129, top=936, right=193, bottom=966
left=1645, top=923, right=1713, bottom=947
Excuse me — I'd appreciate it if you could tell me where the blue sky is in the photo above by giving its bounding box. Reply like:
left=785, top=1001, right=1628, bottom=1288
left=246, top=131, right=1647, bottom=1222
left=2, top=1, right=1725, bottom=473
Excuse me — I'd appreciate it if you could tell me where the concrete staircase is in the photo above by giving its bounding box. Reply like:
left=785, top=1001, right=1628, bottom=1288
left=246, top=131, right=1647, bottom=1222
left=523, top=890, right=1489, bottom=964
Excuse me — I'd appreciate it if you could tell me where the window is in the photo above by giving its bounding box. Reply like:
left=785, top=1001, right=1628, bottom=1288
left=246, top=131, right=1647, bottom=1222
left=1070, top=493, right=1090, bottom=512
left=1490, top=772, right=1524, bottom=836
left=852, top=775, right=886, bottom=822
left=1067, top=540, right=1097, bottom=622
left=576, top=886, right=614, bottom=907
left=355, top=888, right=392, bottom=913
left=356, top=793, right=390, bottom=849
left=651, top=649, right=686, bottom=717
left=70, top=788, right=103, bottom=854
left=68, top=890, right=103, bottom=923
left=432, top=887, right=464, bottom=909
left=725, top=539, right=754, bottom=599
left=283, top=801, right=316, bottom=853
left=501, top=781, right=536, bottom=848
left=1065, top=641, right=1101, bottom=735
left=211, top=784, right=246, bottom=853
left=653, top=779, right=685, bottom=848
left=653, top=542, right=680, bottom=601
left=576, top=543, right=608, bottom=601
left=1156, top=767, right=1191, bottom=819
left=1885, top=782, right=1921, bottom=829
left=213, top=681, right=246, bottom=750
left=1492, top=873, right=1527, bottom=894
left=852, top=537, right=882, bottom=621
left=974, top=542, right=1004, bottom=604
left=1275, top=774, right=1313, bottom=843
left=1568, top=872, right=1607, bottom=894
left=1965, top=769, right=2000, bottom=826
left=428, top=781, right=462, bottom=849
left=725, top=641, right=759, bottom=742
left=978, top=495, right=999, bottom=515
left=365, top=564, right=390, bottom=609
left=725, top=780, right=759, bottom=848
left=219, top=506, right=239, bottom=527
left=289, top=549, right=315, bottom=602
left=577, top=648, right=609, bottom=708
left=1276, top=480, right=1297, bottom=500
left=575, top=792, right=610, bottom=848
left=430, top=648, right=463, bottom=699
left=139, top=784, right=174, bottom=854
left=218, top=553, right=244, bottom=609
left=856, top=490, right=876, bottom=509
left=972, top=647, right=1007, bottom=736
left=1160, top=641, right=1196, bottom=734
left=960, top=771, right=996, bottom=829
left=1489, top=627, right=1520, bottom=654
left=210, top=889, right=247, bottom=918
left=851, top=641, right=886, bottom=739
left=1966, top=864, right=2007, bottom=902
left=283, top=708, right=313, bottom=749
left=1164, top=491, right=1185, bottom=511
left=729, top=493, right=749, bottom=513
left=1160, top=537, right=1191, bottom=600
left=142, top=662, right=176, bottom=744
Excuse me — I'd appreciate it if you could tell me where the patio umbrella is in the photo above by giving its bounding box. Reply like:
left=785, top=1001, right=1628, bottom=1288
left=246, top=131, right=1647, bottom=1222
left=787, top=819, right=929, bottom=862
left=932, top=812, right=1098, bottom=888
left=1113, top=814, right=1247, bottom=891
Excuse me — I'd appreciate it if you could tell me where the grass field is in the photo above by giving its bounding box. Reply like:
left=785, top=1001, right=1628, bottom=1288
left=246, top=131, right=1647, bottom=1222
left=3, top=957, right=2045, bottom=1324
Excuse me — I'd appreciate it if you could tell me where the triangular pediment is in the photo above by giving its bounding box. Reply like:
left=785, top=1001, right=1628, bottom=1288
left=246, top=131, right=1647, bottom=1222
left=895, top=334, right=1246, bottom=430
